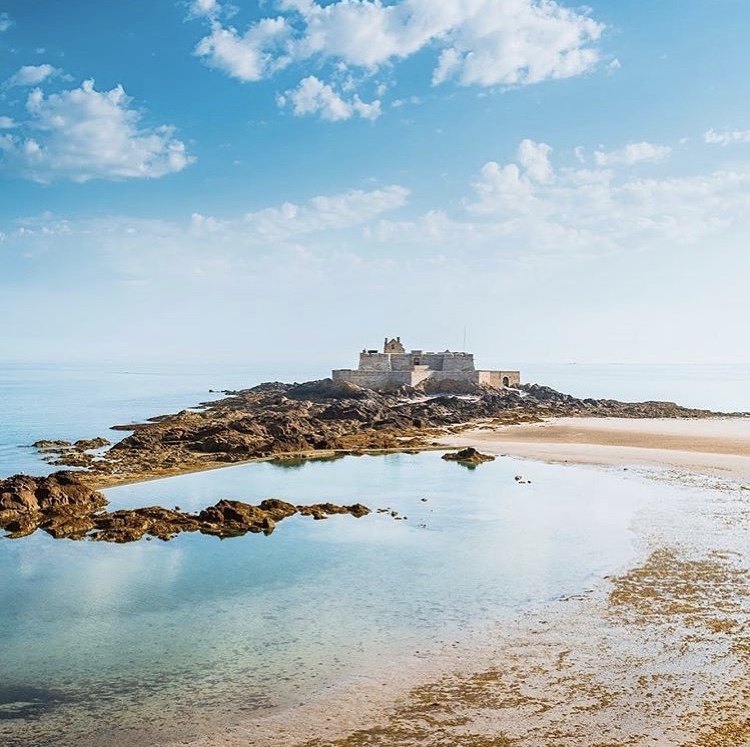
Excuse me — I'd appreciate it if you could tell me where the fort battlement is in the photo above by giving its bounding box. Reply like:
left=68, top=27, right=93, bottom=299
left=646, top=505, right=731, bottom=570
left=332, top=337, right=520, bottom=391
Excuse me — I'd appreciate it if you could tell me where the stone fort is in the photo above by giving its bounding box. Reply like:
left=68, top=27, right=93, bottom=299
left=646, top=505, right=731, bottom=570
left=332, top=337, right=521, bottom=391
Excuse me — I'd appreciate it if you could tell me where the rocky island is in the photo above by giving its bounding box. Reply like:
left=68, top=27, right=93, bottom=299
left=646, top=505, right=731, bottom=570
left=30, top=377, right=722, bottom=487
left=0, top=370, right=732, bottom=543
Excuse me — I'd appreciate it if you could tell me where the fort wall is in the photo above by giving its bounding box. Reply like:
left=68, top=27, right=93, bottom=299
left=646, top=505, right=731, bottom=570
left=335, top=338, right=520, bottom=391
left=332, top=369, right=413, bottom=389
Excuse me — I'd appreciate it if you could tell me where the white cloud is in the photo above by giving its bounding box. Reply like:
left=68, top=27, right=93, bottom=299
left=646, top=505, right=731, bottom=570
left=244, top=185, right=409, bottom=238
left=703, top=128, right=750, bottom=146
left=0, top=80, right=194, bottom=182
left=0, top=116, right=15, bottom=129
left=517, top=139, right=553, bottom=182
left=194, top=17, right=291, bottom=82
left=452, top=140, right=750, bottom=252
left=606, top=58, right=621, bottom=73
left=189, top=0, right=221, bottom=18
left=186, top=184, right=411, bottom=243
left=593, top=141, right=672, bottom=166
left=0, top=12, right=12, bottom=32
left=278, top=76, right=381, bottom=121
left=426, top=0, right=603, bottom=87
left=192, top=0, right=605, bottom=119
left=5, top=64, right=62, bottom=87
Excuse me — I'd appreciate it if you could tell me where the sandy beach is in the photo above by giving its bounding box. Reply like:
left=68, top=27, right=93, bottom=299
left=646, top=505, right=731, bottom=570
left=169, top=416, right=750, bottom=747
left=440, top=416, right=750, bottom=480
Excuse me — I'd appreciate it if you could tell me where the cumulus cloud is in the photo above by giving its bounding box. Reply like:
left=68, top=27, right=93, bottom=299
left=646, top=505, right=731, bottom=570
left=593, top=141, right=672, bottom=166
left=192, top=0, right=605, bottom=119
left=278, top=76, right=381, bottom=121
left=0, top=80, right=194, bottom=182
left=0, top=12, right=12, bottom=32
left=703, top=128, right=750, bottom=146
left=0, top=116, right=15, bottom=129
left=517, top=139, right=553, bottom=182
left=451, top=140, right=750, bottom=251
left=195, top=18, right=291, bottom=82
left=427, top=0, right=603, bottom=87
left=5, top=64, right=62, bottom=87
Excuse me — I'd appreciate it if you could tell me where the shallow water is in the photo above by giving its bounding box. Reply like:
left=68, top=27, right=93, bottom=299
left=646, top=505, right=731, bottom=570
left=1, top=362, right=748, bottom=746
left=0, top=363, right=314, bottom=478
left=1, top=452, right=663, bottom=746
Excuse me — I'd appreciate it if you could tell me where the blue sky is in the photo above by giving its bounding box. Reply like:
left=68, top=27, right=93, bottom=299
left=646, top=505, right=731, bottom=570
left=1, top=1, right=749, bottom=367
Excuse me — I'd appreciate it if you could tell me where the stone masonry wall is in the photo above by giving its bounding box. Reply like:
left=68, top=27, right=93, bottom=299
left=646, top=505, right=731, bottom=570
left=332, top=369, right=413, bottom=388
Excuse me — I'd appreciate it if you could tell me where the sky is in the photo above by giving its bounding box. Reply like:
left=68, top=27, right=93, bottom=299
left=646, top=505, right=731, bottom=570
left=1, top=0, right=749, bottom=369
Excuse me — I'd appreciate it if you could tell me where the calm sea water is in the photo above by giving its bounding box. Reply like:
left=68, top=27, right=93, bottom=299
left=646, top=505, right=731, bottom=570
left=0, top=362, right=748, bottom=746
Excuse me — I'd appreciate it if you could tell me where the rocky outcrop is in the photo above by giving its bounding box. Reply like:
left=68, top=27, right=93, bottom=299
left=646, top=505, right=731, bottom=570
left=8, top=376, right=739, bottom=543
left=442, top=447, right=496, bottom=466
left=297, top=502, right=371, bottom=520
left=74, top=437, right=110, bottom=450
left=0, top=472, right=372, bottom=543
left=30, top=378, right=734, bottom=489
left=0, top=472, right=108, bottom=538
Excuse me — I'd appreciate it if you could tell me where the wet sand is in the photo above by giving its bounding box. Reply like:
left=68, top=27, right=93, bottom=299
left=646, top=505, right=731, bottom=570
left=440, top=416, right=750, bottom=480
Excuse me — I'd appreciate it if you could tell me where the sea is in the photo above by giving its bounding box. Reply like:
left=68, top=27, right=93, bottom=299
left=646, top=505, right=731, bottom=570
left=1, top=362, right=748, bottom=746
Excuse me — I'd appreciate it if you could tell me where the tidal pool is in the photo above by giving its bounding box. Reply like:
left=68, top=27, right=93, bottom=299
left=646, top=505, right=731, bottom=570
left=1, top=452, right=661, bottom=746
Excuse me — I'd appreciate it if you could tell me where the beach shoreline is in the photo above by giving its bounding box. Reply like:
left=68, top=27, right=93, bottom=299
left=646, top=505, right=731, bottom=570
left=9, top=410, right=750, bottom=745
left=175, top=432, right=750, bottom=747
left=439, top=415, right=750, bottom=481
left=94, top=414, right=750, bottom=490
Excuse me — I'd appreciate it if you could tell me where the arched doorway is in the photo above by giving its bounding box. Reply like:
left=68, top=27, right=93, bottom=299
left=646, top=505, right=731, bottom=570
left=502, top=376, right=510, bottom=387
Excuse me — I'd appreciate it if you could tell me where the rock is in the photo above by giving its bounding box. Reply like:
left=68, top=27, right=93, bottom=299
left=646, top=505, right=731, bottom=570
left=0, top=472, right=107, bottom=516
left=0, top=472, right=371, bottom=543
left=442, top=447, right=496, bottom=465
left=30, top=376, right=732, bottom=486
left=73, top=437, right=111, bottom=450
left=32, top=439, right=72, bottom=449
left=0, top=472, right=109, bottom=539
left=197, top=499, right=296, bottom=537
left=92, top=507, right=202, bottom=543
left=297, top=502, right=371, bottom=520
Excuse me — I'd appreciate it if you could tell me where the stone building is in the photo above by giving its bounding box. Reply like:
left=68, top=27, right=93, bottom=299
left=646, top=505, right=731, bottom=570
left=332, top=337, right=520, bottom=391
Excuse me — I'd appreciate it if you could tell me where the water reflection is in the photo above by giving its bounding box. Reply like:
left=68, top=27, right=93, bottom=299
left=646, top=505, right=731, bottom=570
left=1, top=452, right=663, bottom=747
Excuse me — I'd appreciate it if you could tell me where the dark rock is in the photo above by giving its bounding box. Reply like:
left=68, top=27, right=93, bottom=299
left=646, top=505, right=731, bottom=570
left=28, top=374, right=733, bottom=490
left=0, top=472, right=109, bottom=539
left=73, top=437, right=111, bottom=450
left=442, top=447, right=496, bottom=465
left=32, top=439, right=72, bottom=449
left=297, top=502, right=371, bottom=520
